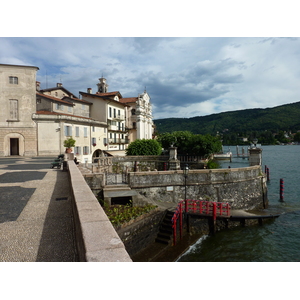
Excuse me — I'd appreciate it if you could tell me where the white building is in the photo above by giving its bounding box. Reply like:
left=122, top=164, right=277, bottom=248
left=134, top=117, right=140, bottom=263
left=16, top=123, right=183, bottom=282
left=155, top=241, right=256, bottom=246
left=34, top=83, right=108, bottom=163
left=0, top=64, right=154, bottom=161
left=80, top=78, right=130, bottom=156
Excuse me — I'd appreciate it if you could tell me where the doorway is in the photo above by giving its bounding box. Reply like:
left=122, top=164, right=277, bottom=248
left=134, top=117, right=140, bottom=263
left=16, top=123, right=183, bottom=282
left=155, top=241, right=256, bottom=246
left=10, top=138, right=19, bottom=155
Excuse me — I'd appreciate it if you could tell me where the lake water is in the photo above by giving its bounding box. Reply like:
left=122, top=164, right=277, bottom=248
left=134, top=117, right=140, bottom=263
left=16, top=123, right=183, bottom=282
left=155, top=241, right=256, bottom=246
left=177, top=145, right=300, bottom=262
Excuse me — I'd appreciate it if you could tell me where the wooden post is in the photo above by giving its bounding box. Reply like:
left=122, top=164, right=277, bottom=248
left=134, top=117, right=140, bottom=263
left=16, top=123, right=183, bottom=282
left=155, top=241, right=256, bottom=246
left=280, top=178, right=284, bottom=201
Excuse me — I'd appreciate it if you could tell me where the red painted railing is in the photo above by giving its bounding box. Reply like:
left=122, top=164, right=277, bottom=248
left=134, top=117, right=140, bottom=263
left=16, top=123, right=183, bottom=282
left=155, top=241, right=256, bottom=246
left=171, top=200, right=230, bottom=245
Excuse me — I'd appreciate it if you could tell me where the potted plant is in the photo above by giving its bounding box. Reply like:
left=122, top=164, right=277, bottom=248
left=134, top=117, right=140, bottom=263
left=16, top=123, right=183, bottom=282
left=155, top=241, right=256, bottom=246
left=63, top=137, right=76, bottom=153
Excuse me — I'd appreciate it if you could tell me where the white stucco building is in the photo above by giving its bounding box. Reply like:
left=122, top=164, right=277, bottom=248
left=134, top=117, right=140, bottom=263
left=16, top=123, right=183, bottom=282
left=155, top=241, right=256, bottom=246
left=0, top=64, right=154, bottom=162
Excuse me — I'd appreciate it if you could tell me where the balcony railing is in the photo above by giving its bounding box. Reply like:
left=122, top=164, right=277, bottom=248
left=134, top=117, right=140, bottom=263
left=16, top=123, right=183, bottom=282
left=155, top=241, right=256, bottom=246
left=108, top=138, right=130, bottom=144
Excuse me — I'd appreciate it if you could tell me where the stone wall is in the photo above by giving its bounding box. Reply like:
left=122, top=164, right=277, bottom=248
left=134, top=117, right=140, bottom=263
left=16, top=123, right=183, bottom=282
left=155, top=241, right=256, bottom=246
left=116, top=208, right=165, bottom=257
left=68, top=160, right=132, bottom=262
left=128, top=166, right=267, bottom=210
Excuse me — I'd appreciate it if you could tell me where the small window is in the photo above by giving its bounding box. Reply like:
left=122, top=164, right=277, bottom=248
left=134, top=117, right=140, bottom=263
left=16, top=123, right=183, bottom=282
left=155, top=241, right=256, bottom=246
left=64, top=125, right=72, bottom=136
left=84, top=127, right=88, bottom=138
left=132, top=109, right=136, bottom=115
left=75, top=127, right=79, bottom=137
left=83, top=146, right=89, bottom=155
left=74, top=146, right=81, bottom=155
left=9, top=76, right=18, bottom=84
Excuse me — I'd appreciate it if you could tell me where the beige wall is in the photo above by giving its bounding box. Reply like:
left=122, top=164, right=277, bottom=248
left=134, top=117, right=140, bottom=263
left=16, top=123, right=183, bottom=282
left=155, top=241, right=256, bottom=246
left=0, top=64, right=38, bottom=156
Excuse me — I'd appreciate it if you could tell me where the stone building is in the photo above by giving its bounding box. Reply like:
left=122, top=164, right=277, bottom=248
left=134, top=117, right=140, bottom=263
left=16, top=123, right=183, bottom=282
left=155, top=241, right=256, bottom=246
left=0, top=63, right=39, bottom=156
left=0, top=64, right=154, bottom=161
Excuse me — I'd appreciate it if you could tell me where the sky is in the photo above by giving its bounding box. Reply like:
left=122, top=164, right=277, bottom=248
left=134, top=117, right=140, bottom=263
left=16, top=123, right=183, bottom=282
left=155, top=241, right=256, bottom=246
left=1, top=2, right=299, bottom=122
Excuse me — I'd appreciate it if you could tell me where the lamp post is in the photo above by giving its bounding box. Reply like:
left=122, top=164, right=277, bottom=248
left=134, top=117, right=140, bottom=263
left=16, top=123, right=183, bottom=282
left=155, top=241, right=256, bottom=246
left=253, top=138, right=258, bottom=148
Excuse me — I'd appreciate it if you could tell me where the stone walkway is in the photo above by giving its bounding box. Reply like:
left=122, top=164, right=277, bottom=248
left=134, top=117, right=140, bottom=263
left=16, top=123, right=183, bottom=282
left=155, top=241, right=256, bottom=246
left=0, top=157, right=78, bottom=262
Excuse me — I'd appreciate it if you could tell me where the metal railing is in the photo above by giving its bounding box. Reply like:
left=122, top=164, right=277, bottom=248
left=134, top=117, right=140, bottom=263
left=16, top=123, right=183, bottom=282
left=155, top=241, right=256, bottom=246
left=171, top=200, right=230, bottom=245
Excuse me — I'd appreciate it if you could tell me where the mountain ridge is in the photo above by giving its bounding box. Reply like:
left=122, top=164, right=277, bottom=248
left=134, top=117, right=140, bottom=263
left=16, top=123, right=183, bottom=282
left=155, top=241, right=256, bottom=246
left=154, top=101, right=300, bottom=135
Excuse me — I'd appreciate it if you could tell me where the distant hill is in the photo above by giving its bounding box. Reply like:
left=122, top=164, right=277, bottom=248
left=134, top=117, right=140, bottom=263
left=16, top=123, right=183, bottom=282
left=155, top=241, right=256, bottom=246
left=154, top=101, right=300, bottom=135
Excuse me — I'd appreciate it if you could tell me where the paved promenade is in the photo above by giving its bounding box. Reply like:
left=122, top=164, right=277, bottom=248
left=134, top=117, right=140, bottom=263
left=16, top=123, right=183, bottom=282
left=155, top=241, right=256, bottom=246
left=0, top=157, right=78, bottom=262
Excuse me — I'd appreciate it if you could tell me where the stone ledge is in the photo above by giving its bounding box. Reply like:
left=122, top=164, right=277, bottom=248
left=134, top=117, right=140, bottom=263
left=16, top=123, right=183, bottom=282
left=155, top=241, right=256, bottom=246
left=68, top=160, right=132, bottom=262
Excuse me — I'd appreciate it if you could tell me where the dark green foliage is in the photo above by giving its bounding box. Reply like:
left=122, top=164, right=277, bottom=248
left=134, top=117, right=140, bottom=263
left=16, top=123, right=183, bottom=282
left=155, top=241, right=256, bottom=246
left=154, top=101, right=300, bottom=145
left=157, top=131, right=222, bottom=157
left=206, top=159, right=220, bottom=169
left=125, top=139, right=162, bottom=156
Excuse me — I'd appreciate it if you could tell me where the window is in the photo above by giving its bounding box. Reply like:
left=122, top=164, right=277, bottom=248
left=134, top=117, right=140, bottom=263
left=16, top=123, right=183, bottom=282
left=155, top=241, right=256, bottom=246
left=75, top=127, right=79, bottom=137
left=9, top=76, right=18, bottom=84
left=92, top=137, right=96, bottom=146
left=113, top=108, right=116, bottom=118
left=132, top=109, right=136, bottom=115
left=9, top=99, right=18, bottom=120
left=64, top=125, right=72, bottom=136
left=92, top=126, right=95, bottom=132
left=84, top=127, right=88, bottom=138
left=56, top=103, right=63, bottom=110
left=83, top=146, right=89, bottom=155
left=74, top=146, right=81, bottom=155
left=109, top=107, right=112, bottom=118
left=118, top=109, right=120, bottom=116
left=68, top=106, right=72, bottom=113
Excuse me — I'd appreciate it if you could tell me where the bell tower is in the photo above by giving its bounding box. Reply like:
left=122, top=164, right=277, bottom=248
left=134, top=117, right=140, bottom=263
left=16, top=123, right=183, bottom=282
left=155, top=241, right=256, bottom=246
left=97, top=77, right=108, bottom=93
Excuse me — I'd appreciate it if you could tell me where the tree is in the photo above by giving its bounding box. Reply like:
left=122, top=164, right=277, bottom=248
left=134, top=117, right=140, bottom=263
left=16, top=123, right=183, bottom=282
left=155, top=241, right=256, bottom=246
left=157, top=131, right=222, bottom=157
left=125, top=139, right=162, bottom=156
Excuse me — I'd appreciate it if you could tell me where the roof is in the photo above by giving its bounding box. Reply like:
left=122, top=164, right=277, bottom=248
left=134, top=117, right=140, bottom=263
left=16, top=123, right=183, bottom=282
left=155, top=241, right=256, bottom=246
left=36, top=92, right=73, bottom=105
left=119, top=97, right=137, bottom=104
left=96, top=91, right=123, bottom=98
left=80, top=91, right=129, bottom=107
left=40, top=86, right=76, bottom=98
left=62, top=96, right=92, bottom=105
left=0, top=63, right=39, bottom=70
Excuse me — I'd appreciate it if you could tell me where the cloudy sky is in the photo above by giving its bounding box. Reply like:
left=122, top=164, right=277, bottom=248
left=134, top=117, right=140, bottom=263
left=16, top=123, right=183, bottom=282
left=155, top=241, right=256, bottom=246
left=1, top=3, right=299, bottom=121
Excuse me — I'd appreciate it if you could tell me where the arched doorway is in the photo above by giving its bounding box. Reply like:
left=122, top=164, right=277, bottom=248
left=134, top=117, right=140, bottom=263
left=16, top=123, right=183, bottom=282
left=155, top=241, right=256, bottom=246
left=3, top=133, right=25, bottom=156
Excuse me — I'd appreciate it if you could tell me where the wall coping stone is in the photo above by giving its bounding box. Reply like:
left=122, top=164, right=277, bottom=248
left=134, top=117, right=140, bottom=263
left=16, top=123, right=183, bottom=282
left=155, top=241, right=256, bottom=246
left=68, top=160, right=132, bottom=262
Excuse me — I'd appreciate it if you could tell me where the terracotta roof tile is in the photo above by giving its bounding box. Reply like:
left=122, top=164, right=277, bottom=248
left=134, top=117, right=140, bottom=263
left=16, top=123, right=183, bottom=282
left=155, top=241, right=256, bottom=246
left=119, top=97, right=137, bottom=103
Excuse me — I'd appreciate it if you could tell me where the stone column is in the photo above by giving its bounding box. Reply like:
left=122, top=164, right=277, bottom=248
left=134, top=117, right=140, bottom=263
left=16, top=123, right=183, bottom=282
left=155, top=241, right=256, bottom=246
left=249, top=148, right=262, bottom=166
left=168, top=146, right=180, bottom=170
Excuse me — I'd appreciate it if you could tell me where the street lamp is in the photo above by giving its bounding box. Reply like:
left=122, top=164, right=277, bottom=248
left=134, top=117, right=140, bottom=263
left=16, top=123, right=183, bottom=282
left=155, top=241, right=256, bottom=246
left=253, top=138, right=258, bottom=148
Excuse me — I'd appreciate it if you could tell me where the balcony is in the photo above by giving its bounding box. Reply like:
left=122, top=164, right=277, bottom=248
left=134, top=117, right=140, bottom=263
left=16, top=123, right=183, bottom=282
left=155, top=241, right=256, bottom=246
left=108, top=138, right=130, bottom=144
left=108, top=125, right=127, bottom=132
left=112, top=114, right=125, bottom=121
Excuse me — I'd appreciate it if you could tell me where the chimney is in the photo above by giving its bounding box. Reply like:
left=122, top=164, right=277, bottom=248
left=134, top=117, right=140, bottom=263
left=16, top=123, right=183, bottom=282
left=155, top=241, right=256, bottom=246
left=57, top=83, right=62, bottom=88
left=87, top=88, right=92, bottom=94
left=36, top=81, right=40, bottom=91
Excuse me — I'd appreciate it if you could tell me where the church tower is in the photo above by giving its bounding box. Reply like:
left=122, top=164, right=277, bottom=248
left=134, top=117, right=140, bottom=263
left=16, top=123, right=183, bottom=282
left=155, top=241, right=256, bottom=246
left=97, top=77, right=108, bottom=93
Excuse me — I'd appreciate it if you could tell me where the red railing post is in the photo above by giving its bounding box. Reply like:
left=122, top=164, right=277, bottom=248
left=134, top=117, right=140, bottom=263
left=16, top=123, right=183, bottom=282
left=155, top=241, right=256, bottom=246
left=213, top=202, right=217, bottom=221
left=200, top=201, right=203, bottom=214
left=179, top=202, right=182, bottom=240
left=173, top=219, right=177, bottom=246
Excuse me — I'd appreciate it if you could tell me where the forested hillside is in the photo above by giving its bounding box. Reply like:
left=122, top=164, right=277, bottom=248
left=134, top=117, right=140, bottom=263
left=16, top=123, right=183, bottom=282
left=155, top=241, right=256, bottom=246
left=154, top=101, right=300, bottom=145
left=154, top=101, right=300, bottom=134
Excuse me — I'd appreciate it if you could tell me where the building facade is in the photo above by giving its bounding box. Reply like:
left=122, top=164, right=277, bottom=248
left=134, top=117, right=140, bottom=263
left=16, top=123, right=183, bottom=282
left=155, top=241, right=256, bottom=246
left=0, top=64, right=39, bottom=156
left=0, top=65, right=154, bottom=161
